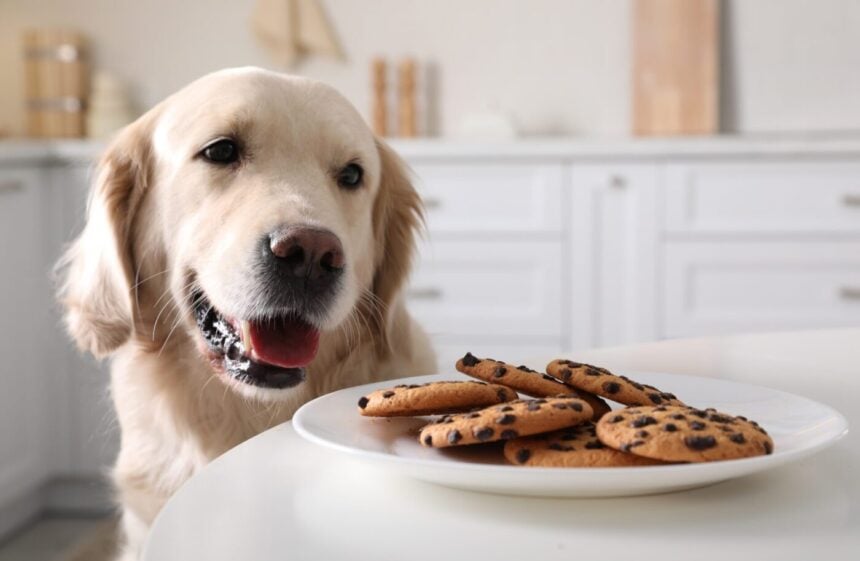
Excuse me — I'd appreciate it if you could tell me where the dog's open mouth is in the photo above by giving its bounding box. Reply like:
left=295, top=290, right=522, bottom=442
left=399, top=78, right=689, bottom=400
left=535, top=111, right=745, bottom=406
left=192, top=291, right=320, bottom=389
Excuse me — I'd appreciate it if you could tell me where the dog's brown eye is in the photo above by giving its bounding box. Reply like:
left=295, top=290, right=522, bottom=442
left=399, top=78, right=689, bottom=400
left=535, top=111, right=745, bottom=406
left=337, top=163, right=363, bottom=189
left=201, top=139, right=239, bottom=164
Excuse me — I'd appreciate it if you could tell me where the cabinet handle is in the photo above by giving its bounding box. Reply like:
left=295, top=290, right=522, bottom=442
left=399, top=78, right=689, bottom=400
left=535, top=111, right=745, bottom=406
left=423, top=197, right=442, bottom=210
left=0, top=179, right=23, bottom=194
left=843, top=194, right=860, bottom=207
left=407, top=287, right=443, bottom=300
left=609, top=175, right=626, bottom=189
left=840, top=286, right=860, bottom=300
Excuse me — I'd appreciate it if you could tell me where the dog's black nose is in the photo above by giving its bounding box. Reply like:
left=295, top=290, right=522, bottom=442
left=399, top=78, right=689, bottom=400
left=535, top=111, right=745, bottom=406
left=268, top=226, right=345, bottom=281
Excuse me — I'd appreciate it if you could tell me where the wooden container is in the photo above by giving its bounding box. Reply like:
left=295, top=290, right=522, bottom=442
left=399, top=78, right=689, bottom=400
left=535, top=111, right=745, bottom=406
left=24, top=30, right=89, bottom=138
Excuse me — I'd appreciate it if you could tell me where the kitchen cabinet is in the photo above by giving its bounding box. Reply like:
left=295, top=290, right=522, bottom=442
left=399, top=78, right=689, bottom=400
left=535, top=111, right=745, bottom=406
left=568, top=163, right=660, bottom=349
left=0, top=167, right=52, bottom=536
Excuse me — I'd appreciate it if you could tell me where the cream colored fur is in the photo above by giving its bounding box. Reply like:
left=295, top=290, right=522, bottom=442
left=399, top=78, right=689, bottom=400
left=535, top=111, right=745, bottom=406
left=57, top=67, right=436, bottom=560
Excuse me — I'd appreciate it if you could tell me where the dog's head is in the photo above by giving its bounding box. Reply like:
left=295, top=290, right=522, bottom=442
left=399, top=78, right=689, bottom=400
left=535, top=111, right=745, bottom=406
left=58, top=67, right=422, bottom=398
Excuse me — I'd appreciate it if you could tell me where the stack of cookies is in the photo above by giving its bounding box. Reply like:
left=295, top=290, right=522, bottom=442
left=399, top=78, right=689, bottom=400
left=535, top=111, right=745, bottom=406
left=357, top=353, right=774, bottom=468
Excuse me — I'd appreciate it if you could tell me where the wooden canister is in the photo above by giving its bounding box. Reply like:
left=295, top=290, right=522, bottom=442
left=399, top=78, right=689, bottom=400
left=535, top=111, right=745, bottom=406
left=24, top=29, right=89, bottom=138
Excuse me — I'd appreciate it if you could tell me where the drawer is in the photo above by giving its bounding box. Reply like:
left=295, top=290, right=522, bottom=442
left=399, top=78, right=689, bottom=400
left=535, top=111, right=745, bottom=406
left=409, top=163, right=563, bottom=233
left=665, top=161, right=860, bottom=233
left=663, top=241, right=860, bottom=337
left=407, top=240, right=563, bottom=338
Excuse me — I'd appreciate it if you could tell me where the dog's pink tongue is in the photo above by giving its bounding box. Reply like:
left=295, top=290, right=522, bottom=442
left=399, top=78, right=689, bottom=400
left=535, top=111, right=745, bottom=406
left=249, top=318, right=320, bottom=368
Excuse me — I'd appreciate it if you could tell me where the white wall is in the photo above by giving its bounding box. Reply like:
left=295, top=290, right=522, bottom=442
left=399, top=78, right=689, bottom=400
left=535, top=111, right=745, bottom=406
left=1, top=0, right=859, bottom=137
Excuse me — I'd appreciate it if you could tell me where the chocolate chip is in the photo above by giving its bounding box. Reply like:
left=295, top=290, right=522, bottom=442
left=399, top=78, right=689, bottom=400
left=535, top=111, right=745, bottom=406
left=729, top=433, right=746, bottom=444
left=719, top=426, right=733, bottom=433
left=423, top=434, right=433, bottom=446
left=621, top=440, right=645, bottom=452
left=608, top=415, right=625, bottom=423
left=500, top=429, right=519, bottom=439
left=497, top=414, right=516, bottom=425
left=448, top=430, right=462, bottom=444
left=461, top=352, right=481, bottom=367
left=560, top=368, right=572, bottom=382
left=691, top=409, right=708, bottom=418
left=763, top=441, right=773, bottom=455
left=515, top=449, right=531, bottom=464
left=500, top=405, right=514, bottom=412
left=689, top=421, right=706, bottom=431
left=565, top=360, right=583, bottom=368
left=569, top=402, right=584, bottom=412
left=636, top=430, right=650, bottom=438
left=648, top=393, right=663, bottom=404
left=654, top=406, right=668, bottom=412
left=493, top=366, right=507, bottom=378
left=467, top=413, right=481, bottom=419
left=602, top=381, right=621, bottom=394
left=664, top=423, right=678, bottom=432
left=527, top=402, right=541, bottom=411
left=474, top=427, right=494, bottom=441
left=496, top=388, right=510, bottom=402
left=671, top=414, right=686, bottom=420
left=684, top=435, right=717, bottom=450
left=629, top=381, right=645, bottom=390
left=631, top=416, right=657, bottom=428
left=708, top=413, right=735, bottom=424
left=661, top=392, right=677, bottom=401
left=585, top=441, right=605, bottom=449
left=518, top=365, right=536, bottom=373
left=358, top=396, right=369, bottom=409
left=549, top=443, right=574, bottom=452
left=382, top=391, right=395, bottom=398
left=585, top=367, right=603, bottom=377
left=737, top=415, right=748, bottom=421
left=560, top=431, right=577, bottom=441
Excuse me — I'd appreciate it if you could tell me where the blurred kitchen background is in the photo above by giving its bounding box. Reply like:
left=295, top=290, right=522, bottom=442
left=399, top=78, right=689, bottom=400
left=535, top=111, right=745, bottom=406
left=1, top=0, right=860, bottom=559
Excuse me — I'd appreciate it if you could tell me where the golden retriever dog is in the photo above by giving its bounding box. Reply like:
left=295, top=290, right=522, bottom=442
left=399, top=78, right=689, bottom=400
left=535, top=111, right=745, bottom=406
left=58, top=67, right=436, bottom=560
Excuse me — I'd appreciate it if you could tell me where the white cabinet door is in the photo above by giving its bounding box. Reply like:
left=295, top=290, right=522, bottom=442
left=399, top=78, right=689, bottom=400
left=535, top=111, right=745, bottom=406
left=408, top=240, right=564, bottom=339
left=665, top=161, right=860, bottom=234
left=410, top=163, right=564, bottom=234
left=664, top=241, right=860, bottom=337
left=0, top=168, right=51, bottom=510
left=569, top=164, right=660, bottom=350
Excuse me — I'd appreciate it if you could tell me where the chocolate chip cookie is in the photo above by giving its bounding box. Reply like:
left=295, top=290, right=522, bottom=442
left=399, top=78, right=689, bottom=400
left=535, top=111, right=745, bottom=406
left=419, top=396, right=593, bottom=448
left=547, top=359, right=685, bottom=407
left=456, top=352, right=612, bottom=420
left=596, top=405, right=774, bottom=463
left=358, top=381, right=517, bottom=417
left=503, top=422, right=665, bottom=467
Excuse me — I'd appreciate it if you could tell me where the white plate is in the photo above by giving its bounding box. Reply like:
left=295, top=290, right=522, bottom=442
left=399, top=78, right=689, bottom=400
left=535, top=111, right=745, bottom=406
left=293, top=372, right=848, bottom=497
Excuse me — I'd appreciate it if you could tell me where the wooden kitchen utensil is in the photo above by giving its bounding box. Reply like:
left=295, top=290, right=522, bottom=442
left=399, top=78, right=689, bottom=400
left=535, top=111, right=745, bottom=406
left=371, top=58, right=387, bottom=136
left=398, top=58, right=417, bottom=137
left=632, top=0, right=719, bottom=136
left=24, top=29, right=89, bottom=138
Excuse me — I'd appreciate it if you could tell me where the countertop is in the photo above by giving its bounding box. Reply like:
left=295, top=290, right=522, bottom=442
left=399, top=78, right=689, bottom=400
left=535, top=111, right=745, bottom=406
left=143, top=329, right=858, bottom=561
left=4, top=133, right=860, bottom=166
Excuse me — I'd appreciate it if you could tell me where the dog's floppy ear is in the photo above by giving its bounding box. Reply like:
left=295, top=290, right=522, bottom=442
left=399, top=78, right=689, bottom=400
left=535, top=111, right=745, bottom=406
left=369, top=139, right=424, bottom=353
left=57, top=116, right=155, bottom=358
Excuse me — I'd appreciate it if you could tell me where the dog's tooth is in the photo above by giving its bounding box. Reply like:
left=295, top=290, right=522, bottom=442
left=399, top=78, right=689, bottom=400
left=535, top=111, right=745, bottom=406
left=240, top=320, right=253, bottom=353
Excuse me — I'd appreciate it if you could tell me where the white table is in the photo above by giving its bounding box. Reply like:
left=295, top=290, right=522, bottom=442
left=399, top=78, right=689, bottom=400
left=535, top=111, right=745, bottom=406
left=143, top=330, right=859, bottom=561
